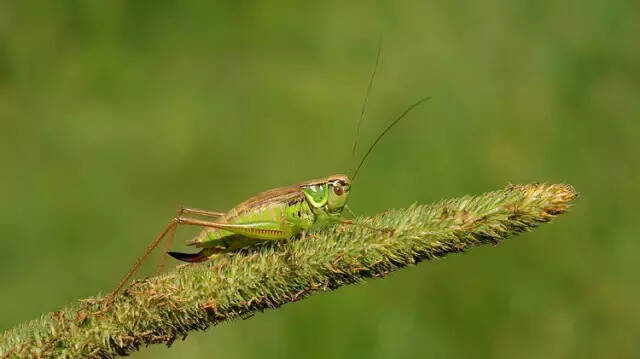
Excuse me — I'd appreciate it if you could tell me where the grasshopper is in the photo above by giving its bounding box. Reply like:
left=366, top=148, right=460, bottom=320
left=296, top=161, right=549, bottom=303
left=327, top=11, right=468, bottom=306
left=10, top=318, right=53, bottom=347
left=110, top=52, right=429, bottom=299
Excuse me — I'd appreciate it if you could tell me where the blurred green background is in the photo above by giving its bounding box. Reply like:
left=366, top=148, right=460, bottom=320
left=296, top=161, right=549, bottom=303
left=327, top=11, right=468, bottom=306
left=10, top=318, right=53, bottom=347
left=1, top=1, right=639, bottom=358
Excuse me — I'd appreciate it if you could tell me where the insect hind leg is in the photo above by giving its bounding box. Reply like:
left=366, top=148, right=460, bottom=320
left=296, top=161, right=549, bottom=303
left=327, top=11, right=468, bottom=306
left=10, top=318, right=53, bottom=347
left=110, top=207, right=225, bottom=300
left=110, top=218, right=179, bottom=300
left=156, top=207, right=225, bottom=273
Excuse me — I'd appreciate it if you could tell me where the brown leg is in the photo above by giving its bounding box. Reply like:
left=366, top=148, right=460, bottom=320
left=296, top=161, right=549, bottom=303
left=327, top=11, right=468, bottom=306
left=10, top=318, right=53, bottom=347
left=111, top=207, right=225, bottom=300
left=155, top=222, right=177, bottom=274
left=155, top=207, right=225, bottom=273
left=110, top=218, right=179, bottom=300
left=180, top=207, right=225, bottom=218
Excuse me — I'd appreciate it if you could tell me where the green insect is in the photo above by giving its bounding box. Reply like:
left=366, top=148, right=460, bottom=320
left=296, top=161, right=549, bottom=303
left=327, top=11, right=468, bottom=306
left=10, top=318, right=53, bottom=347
left=110, top=54, right=429, bottom=299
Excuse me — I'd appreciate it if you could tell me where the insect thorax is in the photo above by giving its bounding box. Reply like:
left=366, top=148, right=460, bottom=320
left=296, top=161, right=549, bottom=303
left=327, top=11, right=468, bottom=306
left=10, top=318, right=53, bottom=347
left=284, top=198, right=315, bottom=230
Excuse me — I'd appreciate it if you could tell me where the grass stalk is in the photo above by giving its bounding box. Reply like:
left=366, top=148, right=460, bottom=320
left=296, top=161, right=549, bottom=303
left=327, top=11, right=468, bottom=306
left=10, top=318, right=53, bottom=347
left=0, top=183, right=577, bottom=358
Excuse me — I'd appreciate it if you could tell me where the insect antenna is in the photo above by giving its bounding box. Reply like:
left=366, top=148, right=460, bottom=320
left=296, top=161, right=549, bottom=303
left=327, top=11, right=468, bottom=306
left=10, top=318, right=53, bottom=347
left=350, top=96, right=431, bottom=183
left=350, top=41, right=382, bottom=172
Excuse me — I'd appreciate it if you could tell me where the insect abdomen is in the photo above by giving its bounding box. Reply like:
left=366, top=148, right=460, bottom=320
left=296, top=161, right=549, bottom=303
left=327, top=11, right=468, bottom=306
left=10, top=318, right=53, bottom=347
left=188, top=201, right=295, bottom=246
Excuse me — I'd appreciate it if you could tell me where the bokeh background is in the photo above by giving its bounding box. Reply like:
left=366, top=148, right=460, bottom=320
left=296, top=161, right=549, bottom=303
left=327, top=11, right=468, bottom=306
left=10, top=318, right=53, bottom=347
left=1, top=1, right=639, bottom=358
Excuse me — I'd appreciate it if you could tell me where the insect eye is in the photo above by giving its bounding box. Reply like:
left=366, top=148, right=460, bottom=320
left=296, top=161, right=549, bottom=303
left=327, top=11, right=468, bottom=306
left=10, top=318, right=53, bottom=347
left=333, top=185, right=344, bottom=196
